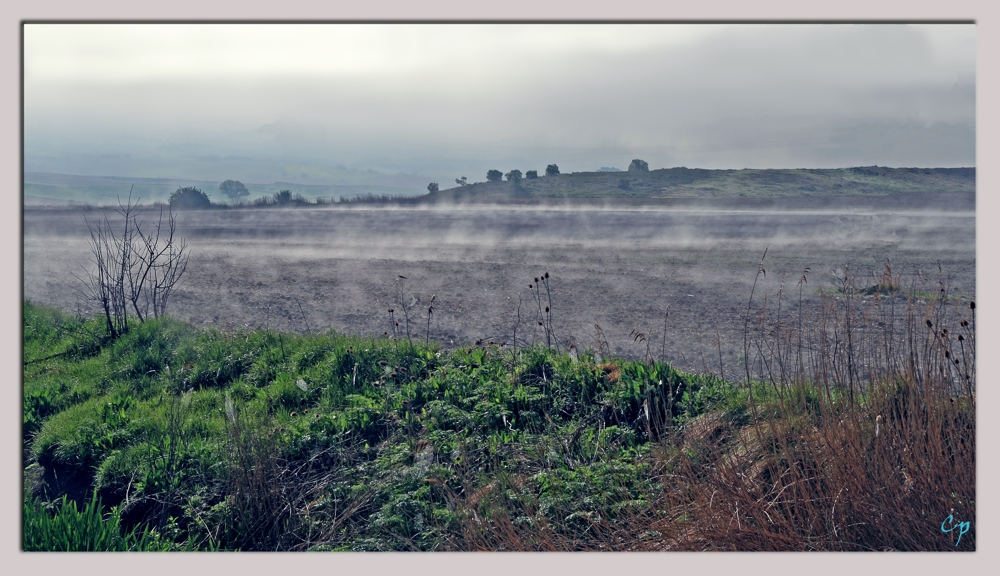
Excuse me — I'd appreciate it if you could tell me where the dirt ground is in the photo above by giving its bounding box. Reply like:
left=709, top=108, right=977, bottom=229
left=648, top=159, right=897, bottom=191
left=23, top=195, right=975, bottom=377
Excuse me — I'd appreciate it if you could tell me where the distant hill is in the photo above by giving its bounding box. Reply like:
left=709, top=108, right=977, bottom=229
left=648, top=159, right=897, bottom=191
left=427, top=166, right=975, bottom=202
left=27, top=166, right=975, bottom=207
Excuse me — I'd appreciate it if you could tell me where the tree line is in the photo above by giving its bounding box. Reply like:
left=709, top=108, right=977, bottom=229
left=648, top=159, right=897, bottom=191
left=434, top=159, right=649, bottom=193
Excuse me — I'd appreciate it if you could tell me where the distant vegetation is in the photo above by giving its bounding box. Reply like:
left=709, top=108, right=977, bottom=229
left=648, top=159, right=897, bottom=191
left=23, top=172, right=425, bottom=207
left=628, top=159, right=649, bottom=172
left=167, top=187, right=212, bottom=210
left=218, top=180, right=250, bottom=202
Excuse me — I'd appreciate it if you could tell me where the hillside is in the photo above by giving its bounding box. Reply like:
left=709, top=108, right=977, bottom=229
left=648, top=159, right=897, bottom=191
left=427, top=166, right=975, bottom=202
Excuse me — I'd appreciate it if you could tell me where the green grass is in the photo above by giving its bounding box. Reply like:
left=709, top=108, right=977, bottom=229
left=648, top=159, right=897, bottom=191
left=22, top=299, right=975, bottom=551
left=23, top=490, right=208, bottom=551
left=21, top=301, right=719, bottom=550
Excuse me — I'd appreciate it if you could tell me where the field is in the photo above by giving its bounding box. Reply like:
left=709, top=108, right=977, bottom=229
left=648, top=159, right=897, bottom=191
left=24, top=191, right=975, bottom=377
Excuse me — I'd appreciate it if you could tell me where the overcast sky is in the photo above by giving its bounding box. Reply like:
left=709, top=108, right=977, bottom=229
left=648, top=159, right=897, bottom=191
left=23, top=23, right=975, bottom=185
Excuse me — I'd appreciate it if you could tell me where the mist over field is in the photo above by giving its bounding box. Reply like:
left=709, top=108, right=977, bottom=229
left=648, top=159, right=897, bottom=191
left=23, top=194, right=975, bottom=376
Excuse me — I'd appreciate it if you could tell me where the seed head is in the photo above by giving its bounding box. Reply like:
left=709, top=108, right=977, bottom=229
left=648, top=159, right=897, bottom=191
left=545, top=272, right=550, bottom=279
left=926, top=320, right=933, bottom=328
left=958, top=334, right=964, bottom=342
left=970, top=301, right=976, bottom=310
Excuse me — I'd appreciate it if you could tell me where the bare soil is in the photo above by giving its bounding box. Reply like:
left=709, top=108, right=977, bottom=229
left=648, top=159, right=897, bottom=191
left=23, top=195, right=975, bottom=377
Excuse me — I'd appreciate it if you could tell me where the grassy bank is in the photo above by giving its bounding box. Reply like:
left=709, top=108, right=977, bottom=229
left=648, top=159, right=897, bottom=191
left=22, top=284, right=975, bottom=550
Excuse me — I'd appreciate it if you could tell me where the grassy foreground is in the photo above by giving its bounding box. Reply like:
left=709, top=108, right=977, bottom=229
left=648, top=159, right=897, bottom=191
left=22, top=293, right=975, bottom=551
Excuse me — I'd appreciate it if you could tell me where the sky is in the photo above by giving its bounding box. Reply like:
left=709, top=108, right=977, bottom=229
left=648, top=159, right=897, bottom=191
left=23, top=23, right=976, bottom=187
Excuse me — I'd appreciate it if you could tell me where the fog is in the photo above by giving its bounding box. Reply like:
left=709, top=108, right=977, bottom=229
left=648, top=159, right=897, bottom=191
left=23, top=199, right=975, bottom=374
left=24, top=23, right=974, bottom=185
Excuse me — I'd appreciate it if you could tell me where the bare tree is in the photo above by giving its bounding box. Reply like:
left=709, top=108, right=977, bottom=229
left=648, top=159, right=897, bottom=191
left=76, top=191, right=189, bottom=339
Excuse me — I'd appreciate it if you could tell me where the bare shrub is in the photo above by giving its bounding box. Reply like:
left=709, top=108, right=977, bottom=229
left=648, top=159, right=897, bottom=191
left=76, top=192, right=189, bottom=339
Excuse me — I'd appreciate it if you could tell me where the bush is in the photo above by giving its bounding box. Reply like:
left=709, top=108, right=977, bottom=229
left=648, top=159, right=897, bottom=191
left=486, top=170, right=503, bottom=183
left=168, top=187, right=212, bottom=210
left=628, top=159, right=649, bottom=172
left=618, top=178, right=631, bottom=190
left=525, top=170, right=538, bottom=179
left=427, top=182, right=439, bottom=194
left=505, top=170, right=522, bottom=182
left=545, top=164, right=560, bottom=176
